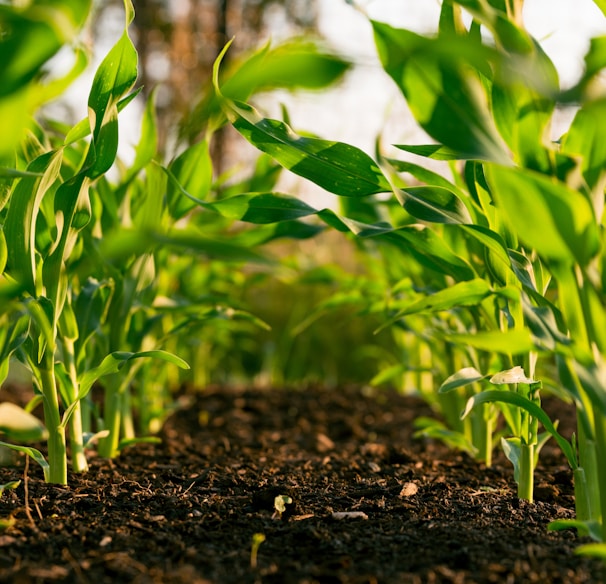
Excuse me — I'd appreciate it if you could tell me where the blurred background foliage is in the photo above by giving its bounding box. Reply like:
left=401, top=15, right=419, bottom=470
left=20, top=0, right=399, bottom=392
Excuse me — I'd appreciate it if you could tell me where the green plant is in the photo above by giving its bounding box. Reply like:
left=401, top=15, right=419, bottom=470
left=1, top=0, right=189, bottom=483
left=1, top=0, right=354, bottom=484
left=214, top=0, right=606, bottom=559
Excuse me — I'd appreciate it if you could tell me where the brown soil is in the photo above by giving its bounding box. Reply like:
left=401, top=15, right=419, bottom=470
left=0, top=385, right=601, bottom=583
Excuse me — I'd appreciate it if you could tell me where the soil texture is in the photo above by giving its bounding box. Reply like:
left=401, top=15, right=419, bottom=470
left=0, top=384, right=602, bottom=583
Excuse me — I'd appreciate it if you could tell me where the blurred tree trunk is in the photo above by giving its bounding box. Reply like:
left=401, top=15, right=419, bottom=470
left=121, top=0, right=317, bottom=162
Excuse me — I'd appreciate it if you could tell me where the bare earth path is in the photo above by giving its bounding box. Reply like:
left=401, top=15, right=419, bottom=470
left=0, top=385, right=601, bottom=583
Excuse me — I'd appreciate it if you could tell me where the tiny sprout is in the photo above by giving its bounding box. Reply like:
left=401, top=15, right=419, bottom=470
left=250, top=532, right=265, bottom=569
left=272, top=494, right=292, bottom=519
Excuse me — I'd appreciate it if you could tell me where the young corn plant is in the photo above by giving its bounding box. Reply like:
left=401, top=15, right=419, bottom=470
left=1, top=0, right=189, bottom=484
left=214, top=0, right=606, bottom=559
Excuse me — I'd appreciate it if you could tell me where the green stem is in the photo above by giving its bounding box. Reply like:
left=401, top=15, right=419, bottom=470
left=62, top=337, right=88, bottom=473
left=577, top=414, right=601, bottom=522
left=573, top=467, right=592, bottom=523
left=592, top=410, right=606, bottom=541
left=39, top=366, right=67, bottom=485
left=121, top=386, right=135, bottom=440
left=518, top=442, right=534, bottom=502
left=98, top=387, right=122, bottom=459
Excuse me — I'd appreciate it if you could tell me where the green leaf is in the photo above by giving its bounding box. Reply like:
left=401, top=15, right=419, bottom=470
left=226, top=102, right=391, bottom=197
left=372, top=21, right=510, bottom=164
left=209, top=193, right=318, bottom=224
left=561, top=98, right=606, bottom=214
left=501, top=436, right=523, bottom=482
left=126, top=86, right=158, bottom=181
left=4, top=150, right=63, bottom=294
left=166, top=141, right=213, bottom=219
left=0, top=441, right=49, bottom=481
left=413, top=417, right=477, bottom=455
left=443, top=329, right=534, bottom=355
left=0, top=402, right=47, bottom=443
left=394, top=144, right=472, bottom=161
left=461, top=390, right=577, bottom=468
left=548, top=519, right=603, bottom=541
left=0, top=480, right=20, bottom=498
left=486, top=165, right=600, bottom=266
left=117, top=436, right=162, bottom=451
left=439, top=367, right=487, bottom=394
left=29, top=45, right=89, bottom=109
left=85, top=0, right=137, bottom=179
left=62, top=350, right=189, bottom=428
left=0, top=1, right=91, bottom=97
left=399, top=186, right=472, bottom=224
left=212, top=45, right=391, bottom=197
left=575, top=543, right=606, bottom=559
left=392, top=278, right=493, bottom=317
left=221, top=39, right=351, bottom=97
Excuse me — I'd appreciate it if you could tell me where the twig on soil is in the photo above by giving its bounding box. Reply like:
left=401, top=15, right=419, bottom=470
left=23, top=456, right=39, bottom=531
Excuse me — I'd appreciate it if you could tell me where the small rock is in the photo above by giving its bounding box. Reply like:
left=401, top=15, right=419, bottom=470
left=399, top=482, right=419, bottom=497
left=316, top=433, right=335, bottom=452
left=331, top=511, right=368, bottom=520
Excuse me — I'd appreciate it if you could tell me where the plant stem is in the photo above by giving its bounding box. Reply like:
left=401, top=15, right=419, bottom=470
left=98, top=383, right=122, bottom=458
left=62, top=337, right=88, bottom=473
left=518, top=442, right=534, bottom=502
left=39, top=366, right=67, bottom=485
left=592, top=408, right=606, bottom=541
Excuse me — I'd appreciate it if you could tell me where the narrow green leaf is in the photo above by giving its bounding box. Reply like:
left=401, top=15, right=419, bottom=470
left=501, top=436, right=523, bottom=482
left=4, top=150, right=63, bottom=294
left=210, top=192, right=318, bottom=224
left=548, top=519, right=603, bottom=541
left=575, top=543, right=606, bottom=559
left=226, top=102, right=391, bottom=197
left=439, top=367, right=487, bottom=394
left=0, top=480, right=20, bottom=498
left=443, top=329, right=534, bottom=355
left=399, top=186, right=472, bottom=224
left=0, top=441, right=49, bottom=481
left=372, top=21, right=510, bottom=163
left=486, top=164, right=600, bottom=266
left=0, top=402, right=47, bottom=443
left=85, top=0, right=137, bottom=179
left=63, top=350, right=189, bottom=428
left=561, top=99, right=606, bottom=214
left=126, top=86, right=159, bottom=181
left=166, top=140, right=213, bottom=219
left=394, top=278, right=493, bottom=317
left=462, top=390, right=577, bottom=468
left=221, top=39, right=351, bottom=97
left=394, top=144, right=470, bottom=161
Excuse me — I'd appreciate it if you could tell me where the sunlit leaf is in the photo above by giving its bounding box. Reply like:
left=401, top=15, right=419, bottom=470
left=486, top=165, right=600, bottom=266
left=443, top=329, right=534, bottom=355
left=439, top=367, right=487, bottom=394
left=399, top=186, right=472, bottom=224
left=462, top=390, right=577, bottom=468
left=0, top=402, right=47, bottom=443
left=372, top=21, right=510, bottom=163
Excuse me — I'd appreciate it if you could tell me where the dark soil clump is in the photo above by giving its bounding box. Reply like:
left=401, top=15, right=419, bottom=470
left=0, top=385, right=601, bottom=583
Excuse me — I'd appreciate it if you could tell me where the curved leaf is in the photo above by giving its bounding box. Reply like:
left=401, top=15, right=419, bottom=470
left=214, top=44, right=391, bottom=197
left=486, top=164, right=600, bottom=266
left=439, top=367, right=487, bottom=394
left=372, top=21, right=510, bottom=164
left=462, top=390, right=577, bottom=468
left=399, top=186, right=472, bottom=224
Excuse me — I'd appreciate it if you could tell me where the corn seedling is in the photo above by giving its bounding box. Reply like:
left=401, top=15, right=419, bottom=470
left=215, top=0, right=606, bottom=561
